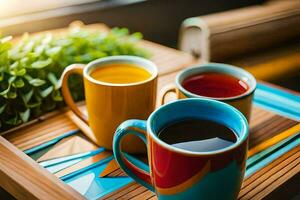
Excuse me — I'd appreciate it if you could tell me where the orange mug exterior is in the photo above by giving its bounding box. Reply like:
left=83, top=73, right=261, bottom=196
left=61, top=56, right=158, bottom=153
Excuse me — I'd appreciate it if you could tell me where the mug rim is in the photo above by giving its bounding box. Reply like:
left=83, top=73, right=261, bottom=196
left=147, top=98, right=249, bottom=156
left=175, top=63, right=257, bottom=101
left=83, top=55, right=158, bottom=87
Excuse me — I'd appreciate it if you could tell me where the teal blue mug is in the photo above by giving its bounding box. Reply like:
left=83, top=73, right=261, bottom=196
left=113, top=99, right=249, bottom=200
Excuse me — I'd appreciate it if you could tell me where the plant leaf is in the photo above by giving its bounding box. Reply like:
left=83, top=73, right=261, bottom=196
left=22, top=89, right=34, bottom=103
left=23, top=41, right=34, bottom=53
left=12, top=77, right=25, bottom=88
left=52, top=90, right=63, bottom=101
left=46, top=46, right=61, bottom=57
left=39, top=86, right=53, bottom=98
left=6, top=116, right=22, bottom=125
left=34, top=45, right=45, bottom=55
left=29, top=78, right=46, bottom=86
left=0, top=72, right=4, bottom=81
left=10, top=68, right=26, bottom=76
left=47, top=72, right=59, bottom=89
left=42, top=33, right=52, bottom=45
left=31, top=58, right=52, bottom=69
left=26, top=101, right=41, bottom=108
left=0, top=36, right=12, bottom=43
left=19, top=109, right=30, bottom=122
left=7, top=90, right=17, bottom=99
left=24, top=74, right=33, bottom=81
left=0, top=84, right=11, bottom=96
left=0, top=104, right=6, bottom=114
left=8, top=76, right=16, bottom=83
left=26, top=93, right=42, bottom=108
left=10, top=61, right=18, bottom=69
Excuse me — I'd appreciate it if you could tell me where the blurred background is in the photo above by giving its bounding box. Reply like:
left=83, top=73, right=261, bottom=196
left=0, top=0, right=264, bottom=46
left=1, top=0, right=299, bottom=92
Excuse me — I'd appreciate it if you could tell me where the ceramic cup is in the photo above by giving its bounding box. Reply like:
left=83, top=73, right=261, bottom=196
left=113, top=98, right=249, bottom=200
left=160, top=63, right=256, bottom=121
left=61, top=56, right=157, bottom=153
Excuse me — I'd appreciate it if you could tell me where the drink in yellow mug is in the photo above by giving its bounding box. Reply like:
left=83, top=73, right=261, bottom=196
left=160, top=63, right=256, bottom=121
left=61, top=56, right=158, bottom=153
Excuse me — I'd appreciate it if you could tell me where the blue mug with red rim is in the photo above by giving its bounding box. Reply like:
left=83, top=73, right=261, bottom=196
left=113, top=98, right=249, bottom=200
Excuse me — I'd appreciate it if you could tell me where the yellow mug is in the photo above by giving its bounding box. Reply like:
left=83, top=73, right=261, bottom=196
left=160, top=63, right=256, bottom=121
left=61, top=56, right=158, bottom=153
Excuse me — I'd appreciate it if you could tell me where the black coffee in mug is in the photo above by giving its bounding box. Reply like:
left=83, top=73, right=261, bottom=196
left=158, top=119, right=237, bottom=152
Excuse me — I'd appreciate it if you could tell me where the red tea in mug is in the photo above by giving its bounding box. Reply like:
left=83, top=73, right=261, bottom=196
left=182, top=72, right=249, bottom=98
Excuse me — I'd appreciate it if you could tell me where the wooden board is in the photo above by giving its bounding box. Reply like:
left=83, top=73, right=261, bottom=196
left=1, top=23, right=299, bottom=200
left=179, top=0, right=300, bottom=61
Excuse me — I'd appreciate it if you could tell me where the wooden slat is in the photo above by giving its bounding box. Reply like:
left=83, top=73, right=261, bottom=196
left=249, top=115, right=298, bottom=148
left=108, top=184, right=150, bottom=200
left=131, top=190, right=154, bottom=200
left=104, top=183, right=139, bottom=200
left=249, top=107, right=276, bottom=128
left=239, top=147, right=300, bottom=199
left=242, top=147, right=300, bottom=190
left=118, top=184, right=148, bottom=199
left=251, top=164, right=300, bottom=200
left=3, top=112, right=78, bottom=151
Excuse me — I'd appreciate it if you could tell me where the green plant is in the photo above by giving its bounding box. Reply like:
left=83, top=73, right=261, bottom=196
left=0, top=27, right=149, bottom=130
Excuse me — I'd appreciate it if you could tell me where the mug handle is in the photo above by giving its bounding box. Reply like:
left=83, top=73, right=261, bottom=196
left=159, top=83, right=179, bottom=105
left=61, top=64, right=88, bottom=123
left=113, top=119, right=155, bottom=192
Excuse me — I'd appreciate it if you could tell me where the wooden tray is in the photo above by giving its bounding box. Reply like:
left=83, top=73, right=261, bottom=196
left=1, top=24, right=300, bottom=200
